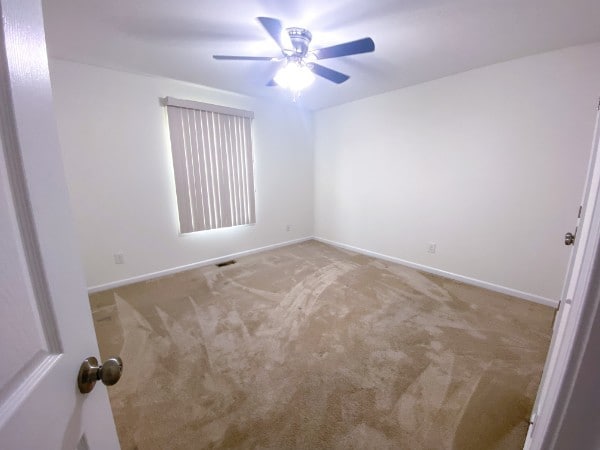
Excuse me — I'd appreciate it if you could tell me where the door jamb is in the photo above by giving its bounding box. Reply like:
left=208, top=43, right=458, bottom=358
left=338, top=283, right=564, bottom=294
left=527, top=108, right=600, bottom=449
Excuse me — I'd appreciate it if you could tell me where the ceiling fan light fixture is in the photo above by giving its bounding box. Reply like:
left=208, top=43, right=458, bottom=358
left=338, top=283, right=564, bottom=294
left=213, top=17, right=374, bottom=97
left=273, top=61, right=315, bottom=93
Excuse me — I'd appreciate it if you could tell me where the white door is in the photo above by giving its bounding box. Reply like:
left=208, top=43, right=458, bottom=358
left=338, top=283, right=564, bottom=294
left=525, top=106, right=600, bottom=449
left=0, top=0, right=120, bottom=448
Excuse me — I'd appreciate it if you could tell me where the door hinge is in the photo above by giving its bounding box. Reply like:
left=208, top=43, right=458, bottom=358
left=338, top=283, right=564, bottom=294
left=529, top=412, right=537, bottom=431
left=529, top=412, right=537, bottom=432
left=551, top=300, right=561, bottom=329
left=597, top=97, right=600, bottom=110
left=578, top=205, right=582, bottom=218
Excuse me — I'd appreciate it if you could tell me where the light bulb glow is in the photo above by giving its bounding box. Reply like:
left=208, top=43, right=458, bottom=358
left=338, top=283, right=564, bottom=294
left=274, top=61, right=315, bottom=92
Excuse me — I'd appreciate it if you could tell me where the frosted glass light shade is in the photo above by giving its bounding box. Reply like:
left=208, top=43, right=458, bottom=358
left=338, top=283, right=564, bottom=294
left=274, top=62, right=315, bottom=92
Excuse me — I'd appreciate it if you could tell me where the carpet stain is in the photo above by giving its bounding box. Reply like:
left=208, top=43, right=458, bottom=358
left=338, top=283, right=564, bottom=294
left=90, top=241, right=553, bottom=449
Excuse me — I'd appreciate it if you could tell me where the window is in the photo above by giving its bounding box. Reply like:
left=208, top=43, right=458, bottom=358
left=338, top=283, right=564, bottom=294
left=164, top=97, right=256, bottom=233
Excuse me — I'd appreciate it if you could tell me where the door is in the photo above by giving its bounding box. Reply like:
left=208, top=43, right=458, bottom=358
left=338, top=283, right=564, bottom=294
left=524, top=106, right=600, bottom=449
left=0, top=0, right=120, bottom=448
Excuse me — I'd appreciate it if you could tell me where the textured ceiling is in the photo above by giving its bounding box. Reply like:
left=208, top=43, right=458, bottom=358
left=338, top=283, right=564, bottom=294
left=42, top=0, right=600, bottom=110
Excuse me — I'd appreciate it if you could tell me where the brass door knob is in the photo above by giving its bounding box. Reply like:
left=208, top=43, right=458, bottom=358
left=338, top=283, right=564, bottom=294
left=78, top=356, right=123, bottom=394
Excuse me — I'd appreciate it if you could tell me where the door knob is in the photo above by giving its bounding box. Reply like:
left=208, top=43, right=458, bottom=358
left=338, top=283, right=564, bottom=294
left=565, top=232, right=576, bottom=246
left=78, top=356, right=123, bottom=394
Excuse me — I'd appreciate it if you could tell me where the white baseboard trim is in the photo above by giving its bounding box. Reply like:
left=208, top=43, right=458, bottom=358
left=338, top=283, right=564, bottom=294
left=87, top=236, right=313, bottom=294
left=89, top=235, right=558, bottom=308
left=313, top=236, right=558, bottom=308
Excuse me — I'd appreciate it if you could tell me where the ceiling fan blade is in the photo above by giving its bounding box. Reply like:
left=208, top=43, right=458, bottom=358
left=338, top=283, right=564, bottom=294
left=309, top=63, right=350, bottom=84
left=257, top=17, right=293, bottom=51
left=314, top=37, right=375, bottom=60
left=213, top=55, right=275, bottom=61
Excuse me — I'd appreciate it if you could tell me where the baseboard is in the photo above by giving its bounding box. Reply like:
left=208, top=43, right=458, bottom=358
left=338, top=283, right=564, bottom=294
left=313, top=236, right=558, bottom=308
left=87, top=236, right=313, bottom=294
left=89, top=235, right=558, bottom=308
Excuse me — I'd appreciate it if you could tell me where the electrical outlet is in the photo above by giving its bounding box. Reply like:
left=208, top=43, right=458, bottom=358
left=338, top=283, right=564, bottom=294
left=286, top=225, right=291, bottom=232
left=428, top=243, right=436, bottom=254
left=114, top=252, right=125, bottom=264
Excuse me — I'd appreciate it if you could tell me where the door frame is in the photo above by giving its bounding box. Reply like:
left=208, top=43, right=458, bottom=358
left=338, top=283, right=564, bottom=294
left=526, top=107, right=600, bottom=448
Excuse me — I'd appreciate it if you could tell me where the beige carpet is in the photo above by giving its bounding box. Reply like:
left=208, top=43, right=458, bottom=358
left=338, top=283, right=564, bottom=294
left=90, top=241, right=554, bottom=450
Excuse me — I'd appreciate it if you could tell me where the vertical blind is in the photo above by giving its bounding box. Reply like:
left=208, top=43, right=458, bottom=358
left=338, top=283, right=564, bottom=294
left=165, top=97, right=256, bottom=233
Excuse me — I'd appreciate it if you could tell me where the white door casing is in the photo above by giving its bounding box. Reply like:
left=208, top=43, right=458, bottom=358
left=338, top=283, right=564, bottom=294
left=525, top=107, right=600, bottom=449
left=0, top=0, right=119, bottom=448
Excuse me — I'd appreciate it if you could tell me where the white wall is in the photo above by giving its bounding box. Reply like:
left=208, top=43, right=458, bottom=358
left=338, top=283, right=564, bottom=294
left=49, top=59, right=314, bottom=289
left=314, top=43, right=600, bottom=301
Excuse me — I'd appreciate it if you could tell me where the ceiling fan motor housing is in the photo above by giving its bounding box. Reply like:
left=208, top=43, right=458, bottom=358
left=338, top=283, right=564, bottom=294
left=286, top=27, right=312, bottom=57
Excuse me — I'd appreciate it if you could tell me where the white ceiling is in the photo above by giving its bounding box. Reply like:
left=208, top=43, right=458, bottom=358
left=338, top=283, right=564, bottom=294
left=42, top=0, right=600, bottom=110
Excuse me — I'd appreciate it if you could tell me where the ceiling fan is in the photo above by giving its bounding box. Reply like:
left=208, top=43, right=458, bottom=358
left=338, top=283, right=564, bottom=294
left=213, top=17, right=375, bottom=93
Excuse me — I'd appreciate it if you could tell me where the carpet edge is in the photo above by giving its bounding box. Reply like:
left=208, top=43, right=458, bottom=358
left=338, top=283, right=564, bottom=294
left=87, top=236, right=313, bottom=294
left=313, top=236, right=558, bottom=308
